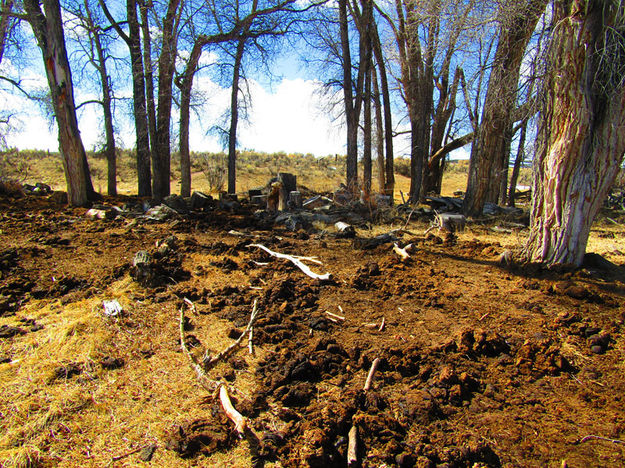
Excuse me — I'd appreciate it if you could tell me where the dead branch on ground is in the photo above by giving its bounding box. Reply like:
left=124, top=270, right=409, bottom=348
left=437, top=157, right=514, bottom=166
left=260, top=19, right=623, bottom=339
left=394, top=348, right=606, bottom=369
left=249, top=244, right=332, bottom=281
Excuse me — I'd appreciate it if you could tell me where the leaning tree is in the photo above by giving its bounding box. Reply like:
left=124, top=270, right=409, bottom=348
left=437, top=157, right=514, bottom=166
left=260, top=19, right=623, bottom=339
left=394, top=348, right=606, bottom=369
left=523, top=0, right=625, bottom=267
left=23, top=0, right=96, bottom=206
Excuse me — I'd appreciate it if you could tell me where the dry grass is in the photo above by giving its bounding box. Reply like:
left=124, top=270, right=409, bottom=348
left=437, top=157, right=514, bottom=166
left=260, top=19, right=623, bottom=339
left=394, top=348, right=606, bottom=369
left=0, top=235, right=286, bottom=467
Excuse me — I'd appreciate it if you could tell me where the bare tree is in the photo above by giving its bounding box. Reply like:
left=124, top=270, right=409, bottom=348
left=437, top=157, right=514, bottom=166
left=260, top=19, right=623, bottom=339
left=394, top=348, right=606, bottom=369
left=23, top=0, right=95, bottom=206
left=523, top=0, right=625, bottom=267
left=67, top=0, right=119, bottom=196
left=99, top=0, right=152, bottom=196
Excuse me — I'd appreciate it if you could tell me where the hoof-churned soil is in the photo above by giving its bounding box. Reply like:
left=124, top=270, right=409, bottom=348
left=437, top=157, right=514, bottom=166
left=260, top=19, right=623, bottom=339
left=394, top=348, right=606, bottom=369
left=1, top=194, right=625, bottom=467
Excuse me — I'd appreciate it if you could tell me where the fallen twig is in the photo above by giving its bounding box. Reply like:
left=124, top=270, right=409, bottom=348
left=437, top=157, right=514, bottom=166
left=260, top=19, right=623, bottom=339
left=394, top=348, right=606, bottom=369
left=393, top=243, right=412, bottom=261
left=249, top=244, right=331, bottom=281
left=363, top=357, right=381, bottom=391
left=378, top=317, right=385, bottom=332
left=219, top=384, right=247, bottom=436
left=111, top=444, right=153, bottom=462
left=248, top=327, right=254, bottom=355
left=347, top=425, right=358, bottom=467
left=580, top=434, right=625, bottom=445
left=325, top=310, right=345, bottom=321
left=203, top=300, right=259, bottom=370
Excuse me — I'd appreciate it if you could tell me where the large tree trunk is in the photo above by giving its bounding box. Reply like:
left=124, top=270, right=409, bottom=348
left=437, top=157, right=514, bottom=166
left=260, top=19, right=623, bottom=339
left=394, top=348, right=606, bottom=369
left=152, top=0, right=182, bottom=201
left=24, top=0, right=94, bottom=206
left=227, top=36, right=246, bottom=194
left=523, top=0, right=625, bottom=267
left=463, top=0, right=547, bottom=216
left=139, top=0, right=157, bottom=157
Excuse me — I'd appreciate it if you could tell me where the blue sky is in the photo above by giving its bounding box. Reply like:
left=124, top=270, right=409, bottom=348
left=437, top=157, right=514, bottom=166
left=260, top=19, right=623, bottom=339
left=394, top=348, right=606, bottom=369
left=0, top=5, right=471, bottom=161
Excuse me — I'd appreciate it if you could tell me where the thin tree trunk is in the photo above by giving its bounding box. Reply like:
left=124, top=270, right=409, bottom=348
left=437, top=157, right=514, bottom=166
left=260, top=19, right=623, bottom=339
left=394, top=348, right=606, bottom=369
left=339, top=0, right=358, bottom=192
left=87, top=2, right=116, bottom=197
left=507, top=118, right=527, bottom=207
left=0, top=0, right=13, bottom=65
left=363, top=51, right=372, bottom=199
left=178, top=40, right=203, bottom=198
left=372, top=64, right=385, bottom=194
left=523, top=0, right=625, bottom=267
left=370, top=22, right=393, bottom=198
left=463, top=0, right=547, bottom=216
left=24, top=0, right=94, bottom=206
left=228, top=36, right=246, bottom=194
left=139, top=0, right=157, bottom=155
left=101, top=0, right=151, bottom=196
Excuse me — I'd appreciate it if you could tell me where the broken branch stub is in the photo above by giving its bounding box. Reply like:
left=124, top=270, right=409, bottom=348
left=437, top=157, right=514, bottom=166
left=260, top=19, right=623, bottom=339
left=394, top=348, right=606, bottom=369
left=249, top=244, right=332, bottom=281
left=219, top=384, right=247, bottom=436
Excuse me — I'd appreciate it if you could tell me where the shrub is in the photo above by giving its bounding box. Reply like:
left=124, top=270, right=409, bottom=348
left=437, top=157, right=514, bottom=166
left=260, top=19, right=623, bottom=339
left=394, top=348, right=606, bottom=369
left=199, top=152, right=228, bottom=193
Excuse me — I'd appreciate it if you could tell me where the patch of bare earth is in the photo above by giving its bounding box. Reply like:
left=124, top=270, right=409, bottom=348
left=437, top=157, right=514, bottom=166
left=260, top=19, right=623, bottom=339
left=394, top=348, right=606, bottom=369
left=1, top=193, right=624, bottom=467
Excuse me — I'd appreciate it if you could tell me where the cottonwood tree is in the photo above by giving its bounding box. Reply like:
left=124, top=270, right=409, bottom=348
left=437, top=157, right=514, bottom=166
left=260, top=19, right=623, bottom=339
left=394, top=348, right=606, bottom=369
left=66, top=0, right=119, bottom=196
left=523, top=0, right=625, bottom=267
left=176, top=0, right=307, bottom=197
left=23, top=0, right=95, bottom=206
left=463, top=0, right=547, bottom=216
left=99, top=0, right=152, bottom=196
left=378, top=0, right=476, bottom=202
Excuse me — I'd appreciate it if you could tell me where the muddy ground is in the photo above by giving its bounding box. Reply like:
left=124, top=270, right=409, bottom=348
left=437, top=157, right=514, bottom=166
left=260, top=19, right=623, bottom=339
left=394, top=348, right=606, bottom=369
left=1, top=192, right=625, bottom=467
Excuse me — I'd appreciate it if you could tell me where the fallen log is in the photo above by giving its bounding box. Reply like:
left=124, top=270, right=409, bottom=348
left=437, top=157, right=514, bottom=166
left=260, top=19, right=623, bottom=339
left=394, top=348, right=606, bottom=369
left=249, top=244, right=332, bottom=281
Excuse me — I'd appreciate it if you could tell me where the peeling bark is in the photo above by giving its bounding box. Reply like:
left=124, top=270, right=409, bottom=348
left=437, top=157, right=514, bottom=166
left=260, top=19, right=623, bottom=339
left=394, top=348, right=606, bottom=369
left=523, top=0, right=625, bottom=267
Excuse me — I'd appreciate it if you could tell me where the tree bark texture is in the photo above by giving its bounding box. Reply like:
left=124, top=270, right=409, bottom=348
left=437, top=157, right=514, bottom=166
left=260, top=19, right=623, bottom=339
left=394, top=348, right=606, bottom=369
left=523, top=0, right=625, bottom=267
left=372, top=64, right=385, bottom=194
left=152, top=0, right=182, bottom=201
left=463, top=0, right=547, bottom=216
left=24, top=0, right=94, bottom=206
left=139, top=0, right=157, bottom=158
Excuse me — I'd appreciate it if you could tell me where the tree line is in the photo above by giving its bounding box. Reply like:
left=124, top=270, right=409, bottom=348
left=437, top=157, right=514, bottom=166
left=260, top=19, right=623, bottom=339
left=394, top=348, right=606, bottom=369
left=0, top=0, right=624, bottom=268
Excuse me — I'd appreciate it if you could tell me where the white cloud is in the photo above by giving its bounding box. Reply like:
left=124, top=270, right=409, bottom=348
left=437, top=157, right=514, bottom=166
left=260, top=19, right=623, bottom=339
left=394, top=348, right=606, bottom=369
left=240, top=78, right=345, bottom=156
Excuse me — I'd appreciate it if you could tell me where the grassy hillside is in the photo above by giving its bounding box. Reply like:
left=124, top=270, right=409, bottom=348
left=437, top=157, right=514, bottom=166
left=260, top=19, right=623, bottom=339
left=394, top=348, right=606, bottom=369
left=1, top=149, right=533, bottom=201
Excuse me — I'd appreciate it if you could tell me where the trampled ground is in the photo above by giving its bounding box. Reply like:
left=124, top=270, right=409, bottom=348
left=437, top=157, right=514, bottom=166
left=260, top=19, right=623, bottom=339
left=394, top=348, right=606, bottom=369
left=1, top=192, right=625, bottom=467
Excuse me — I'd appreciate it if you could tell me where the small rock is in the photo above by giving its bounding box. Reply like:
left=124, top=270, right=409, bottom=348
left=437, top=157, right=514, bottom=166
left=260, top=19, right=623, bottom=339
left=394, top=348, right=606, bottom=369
left=100, top=357, right=124, bottom=370
left=590, top=345, right=604, bottom=355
